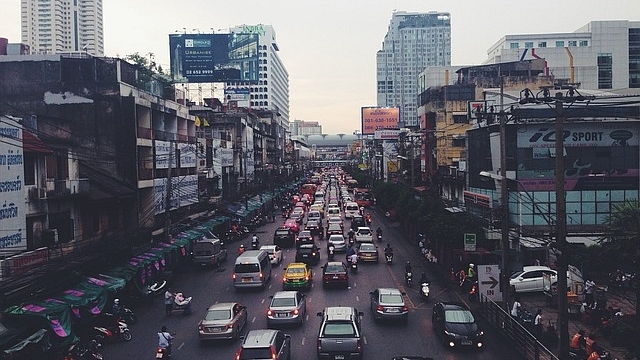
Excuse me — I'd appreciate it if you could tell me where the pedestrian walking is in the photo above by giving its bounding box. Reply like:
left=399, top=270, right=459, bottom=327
left=533, top=308, right=543, bottom=338
left=164, top=288, right=175, bottom=316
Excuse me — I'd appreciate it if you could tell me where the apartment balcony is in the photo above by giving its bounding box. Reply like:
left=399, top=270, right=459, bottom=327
left=137, top=127, right=153, bottom=139
left=45, top=178, right=90, bottom=198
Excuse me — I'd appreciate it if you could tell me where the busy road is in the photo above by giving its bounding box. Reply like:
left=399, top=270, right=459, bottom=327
left=101, top=181, right=523, bottom=360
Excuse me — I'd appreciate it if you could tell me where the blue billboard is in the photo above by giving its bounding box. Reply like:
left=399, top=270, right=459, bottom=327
left=169, top=33, right=259, bottom=83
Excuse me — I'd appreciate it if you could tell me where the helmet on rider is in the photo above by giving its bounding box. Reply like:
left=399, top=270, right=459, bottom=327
left=469, top=263, right=475, bottom=268
left=386, top=243, right=391, bottom=249
left=114, top=298, right=120, bottom=304
left=240, top=244, right=245, bottom=248
left=406, top=261, right=411, bottom=266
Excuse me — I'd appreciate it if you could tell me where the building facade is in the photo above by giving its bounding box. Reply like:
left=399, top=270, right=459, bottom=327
left=227, top=24, right=290, bottom=134
left=21, top=0, right=104, bottom=56
left=484, top=20, right=640, bottom=89
left=291, top=120, right=322, bottom=136
left=377, top=11, right=452, bottom=128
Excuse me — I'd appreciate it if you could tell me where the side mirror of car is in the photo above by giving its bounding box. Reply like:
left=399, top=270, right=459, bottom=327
left=316, top=311, right=323, bottom=317
left=369, top=291, right=374, bottom=295
left=269, top=295, right=274, bottom=299
left=358, top=311, right=365, bottom=317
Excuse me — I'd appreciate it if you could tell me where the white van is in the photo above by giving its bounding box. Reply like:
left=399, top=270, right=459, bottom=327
left=326, top=206, right=341, bottom=219
left=344, top=202, right=360, bottom=219
left=233, top=250, right=272, bottom=289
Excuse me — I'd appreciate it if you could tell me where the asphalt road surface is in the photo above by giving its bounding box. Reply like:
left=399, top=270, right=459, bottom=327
left=101, top=209, right=524, bottom=360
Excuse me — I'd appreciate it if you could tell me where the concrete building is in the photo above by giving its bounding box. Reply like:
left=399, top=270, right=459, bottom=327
left=227, top=24, right=290, bottom=134
left=291, top=120, right=322, bottom=136
left=484, top=20, right=640, bottom=89
left=377, top=11, right=452, bottom=128
left=21, top=0, right=104, bottom=56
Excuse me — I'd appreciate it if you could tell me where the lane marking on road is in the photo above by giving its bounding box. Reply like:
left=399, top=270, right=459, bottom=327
left=252, top=316, right=256, bottom=323
left=177, top=342, right=185, bottom=351
left=363, top=336, right=368, bottom=345
left=356, top=295, right=359, bottom=302
left=261, top=298, right=265, bottom=304
left=301, top=337, right=306, bottom=346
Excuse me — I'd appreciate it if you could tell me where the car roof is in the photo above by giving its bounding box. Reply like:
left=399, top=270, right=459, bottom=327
left=522, top=266, right=555, bottom=272
left=287, top=262, right=308, bottom=269
left=325, top=261, right=344, bottom=267
left=298, top=244, right=315, bottom=249
left=375, top=288, right=402, bottom=295
left=260, top=245, right=277, bottom=250
left=323, top=306, right=356, bottom=320
left=328, top=234, right=344, bottom=240
left=357, top=227, right=371, bottom=231
left=272, top=291, right=298, bottom=299
left=242, top=329, right=279, bottom=348
left=207, top=302, right=236, bottom=311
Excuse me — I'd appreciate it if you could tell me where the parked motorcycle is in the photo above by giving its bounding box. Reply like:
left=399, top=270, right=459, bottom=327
left=420, top=282, right=430, bottom=302
left=118, top=306, right=137, bottom=325
left=65, top=339, right=103, bottom=360
left=93, top=316, right=132, bottom=342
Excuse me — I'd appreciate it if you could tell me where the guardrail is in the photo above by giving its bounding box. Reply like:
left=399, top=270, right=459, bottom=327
left=477, top=294, right=559, bottom=360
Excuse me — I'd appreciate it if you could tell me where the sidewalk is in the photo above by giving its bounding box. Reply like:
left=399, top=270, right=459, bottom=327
left=520, top=289, right=636, bottom=360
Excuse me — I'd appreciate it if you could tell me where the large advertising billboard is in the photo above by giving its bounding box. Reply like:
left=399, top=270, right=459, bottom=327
left=0, top=118, right=27, bottom=253
left=169, top=33, right=259, bottom=83
left=361, top=107, right=400, bottom=135
left=516, top=122, right=639, bottom=191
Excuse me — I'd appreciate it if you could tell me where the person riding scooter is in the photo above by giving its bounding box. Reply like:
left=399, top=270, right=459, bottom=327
left=251, top=234, right=259, bottom=250
left=238, top=244, right=246, bottom=256
left=376, top=227, right=383, bottom=241
left=328, top=243, right=335, bottom=261
left=384, top=244, right=393, bottom=263
left=157, top=326, right=174, bottom=357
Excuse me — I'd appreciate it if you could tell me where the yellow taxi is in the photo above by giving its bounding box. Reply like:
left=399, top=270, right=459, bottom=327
left=282, top=262, right=312, bottom=291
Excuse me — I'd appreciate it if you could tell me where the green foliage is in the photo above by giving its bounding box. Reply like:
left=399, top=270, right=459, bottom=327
left=600, top=199, right=640, bottom=271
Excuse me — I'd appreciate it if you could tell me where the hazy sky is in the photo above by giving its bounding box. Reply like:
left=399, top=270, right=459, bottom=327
left=2, top=0, right=639, bottom=134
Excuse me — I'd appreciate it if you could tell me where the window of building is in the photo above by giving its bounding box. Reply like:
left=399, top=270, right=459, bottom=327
left=555, top=41, right=565, bottom=47
left=538, top=41, right=547, bottom=48
left=524, top=42, right=533, bottom=48
left=568, top=40, right=577, bottom=47
left=510, top=42, right=519, bottom=49
left=597, top=53, right=613, bottom=89
left=453, top=114, right=468, bottom=124
left=579, top=40, right=588, bottom=46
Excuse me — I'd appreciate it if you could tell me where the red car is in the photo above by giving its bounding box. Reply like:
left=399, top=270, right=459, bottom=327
left=284, top=218, right=300, bottom=233
left=321, top=261, right=349, bottom=289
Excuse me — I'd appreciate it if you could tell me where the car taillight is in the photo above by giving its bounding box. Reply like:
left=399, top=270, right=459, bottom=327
left=283, top=276, right=287, bottom=282
left=317, top=339, right=322, bottom=351
left=312, top=252, right=316, bottom=256
left=357, top=338, right=363, bottom=351
left=267, top=309, right=273, bottom=316
left=402, top=306, right=409, bottom=312
left=235, top=350, right=241, bottom=360
left=376, top=305, right=384, bottom=312
left=259, top=272, right=263, bottom=278
left=304, top=276, right=309, bottom=281
left=292, top=309, right=299, bottom=315
left=232, top=273, right=236, bottom=279
left=270, top=345, right=277, bottom=359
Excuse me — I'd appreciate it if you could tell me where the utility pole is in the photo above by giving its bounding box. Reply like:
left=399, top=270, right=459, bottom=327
left=499, top=77, right=510, bottom=309
left=164, top=141, right=173, bottom=242
left=554, top=95, right=569, bottom=359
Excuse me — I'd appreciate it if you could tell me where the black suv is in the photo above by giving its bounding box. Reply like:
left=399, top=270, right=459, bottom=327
left=273, top=227, right=296, bottom=248
left=432, top=302, right=484, bottom=350
left=350, top=216, right=365, bottom=231
left=305, top=219, right=323, bottom=237
left=316, top=307, right=364, bottom=360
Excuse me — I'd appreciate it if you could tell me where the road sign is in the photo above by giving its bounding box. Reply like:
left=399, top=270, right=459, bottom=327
left=464, top=233, right=476, bottom=251
left=477, top=264, right=503, bottom=302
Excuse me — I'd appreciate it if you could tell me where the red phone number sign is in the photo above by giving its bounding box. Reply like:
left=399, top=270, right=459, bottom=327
left=361, top=107, right=399, bottom=135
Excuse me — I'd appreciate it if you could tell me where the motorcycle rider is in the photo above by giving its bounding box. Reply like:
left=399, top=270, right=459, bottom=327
left=365, top=212, right=372, bottom=224
left=238, top=244, right=246, bottom=255
left=348, top=252, right=358, bottom=269
left=570, top=329, right=586, bottom=358
left=347, top=229, right=355, bottom=244
left=384, top=243, right=393, bottom=261
left=376, top=226, right=382, bottom=239
left=405, top=261, right=413, bottom=284
left=328, top=243, right=335, bottom=260
left=112, top=298, right=121, bottom=315
left=251, top=234, right=259, bottom=249
left=420, top=272, right=430, bottom=285
left=158, top=326, right=174, bottom=356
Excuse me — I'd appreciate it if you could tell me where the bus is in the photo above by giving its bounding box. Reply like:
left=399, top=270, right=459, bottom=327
left=346, top=179, right=359, bottom=192
left=354, top=188, right=373, bottom=207
left=300, top=183, right=317, bottom=197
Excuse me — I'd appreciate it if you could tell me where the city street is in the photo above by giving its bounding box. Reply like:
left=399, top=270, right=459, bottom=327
left=101, top=209, right=524, bottom=360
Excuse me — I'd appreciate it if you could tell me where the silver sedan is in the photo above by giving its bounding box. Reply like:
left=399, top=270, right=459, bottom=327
left=267, top=291, right=307, bottom=327
left=198, top=302, right=248, bottom=341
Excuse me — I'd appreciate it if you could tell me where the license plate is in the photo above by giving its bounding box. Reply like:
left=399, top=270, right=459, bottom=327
left=332, top=275, right=339, bottom=279
left=388, top=308, right=400, bottom=313
left=156, top=353, right=163, bottom=359
left=277, top=313, right=288, bottom=317
left=211, top=327, right=221, bottom=332
left=334, top=356, right=344, bottom=360
left=242, top=277, right=252, bottom=282
left=303, top=254, right=308, bottom=257
left=461, top=340, right=473, bottom=345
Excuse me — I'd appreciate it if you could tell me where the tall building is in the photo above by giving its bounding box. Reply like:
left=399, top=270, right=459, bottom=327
left=291, top=120, right=322, bottom=136
left=377, top=11, right=452, bottom=128
left=228, top=24, right=290, bottom=131
left=21, top=0, right=104, bottom=56
left=484, top=20, right=640, bottom=89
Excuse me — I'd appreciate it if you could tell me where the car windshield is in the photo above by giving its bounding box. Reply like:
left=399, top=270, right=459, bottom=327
left=325, top=265, right=344, bottom=273
left=322, top=322, right=356, bottom=336
left=444, top=309, right=475, bottom=324
left=205, top=309, right=231, bottom=321
left=271, top=297, right=296, bottom=307
left=380, top=294, right=404, bottom=304
left=286, top=267, right=305, bottom=274
left=235, top=264, right=260, bottom=273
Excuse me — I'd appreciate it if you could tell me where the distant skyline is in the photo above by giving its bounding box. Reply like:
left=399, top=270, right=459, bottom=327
left=2, top=0, right=639, bottom=134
